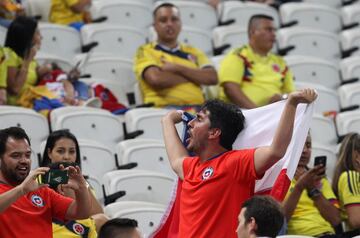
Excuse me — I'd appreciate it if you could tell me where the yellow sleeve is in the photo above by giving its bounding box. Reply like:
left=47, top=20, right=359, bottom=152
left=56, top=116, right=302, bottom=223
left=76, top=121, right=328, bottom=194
left=5, top=47, right=20, bottom=67
left=88, top=219, right=98, bottom=238
left=218, top=51, right=244, bottom=86
left=282, top=66, right=295, bottom=93
left=134, top=45, right=159, bottom=81
left=338, top=171, right=360, bottom=206
left=0, top=49, right=7, bottom=88
left=321, top=178, right=339, bottom=207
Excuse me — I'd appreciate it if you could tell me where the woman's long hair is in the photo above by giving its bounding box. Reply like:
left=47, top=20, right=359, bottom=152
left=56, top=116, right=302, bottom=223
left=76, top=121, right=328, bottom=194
left=332, top=133, right=360, bottom=196
left=4, top=16, right=38, bottom=58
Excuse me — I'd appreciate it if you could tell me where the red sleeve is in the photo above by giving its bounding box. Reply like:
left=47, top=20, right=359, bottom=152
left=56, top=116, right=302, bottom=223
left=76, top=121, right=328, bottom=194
left=182, top=156, right=197, bottom=180
left=226, top=149, right=258, bottom=183
left=46, top=188, right=73, bottom=221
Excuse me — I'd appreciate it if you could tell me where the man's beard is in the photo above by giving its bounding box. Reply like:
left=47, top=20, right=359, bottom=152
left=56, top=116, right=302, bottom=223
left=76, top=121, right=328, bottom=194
left=1, top=163, right=28, bottom=184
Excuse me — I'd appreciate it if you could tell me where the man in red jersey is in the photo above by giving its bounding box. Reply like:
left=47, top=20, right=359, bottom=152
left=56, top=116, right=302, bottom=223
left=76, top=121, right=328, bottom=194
left=0, top=127, right=92, bottom=238
left=161, top=88, right=317, bottom=238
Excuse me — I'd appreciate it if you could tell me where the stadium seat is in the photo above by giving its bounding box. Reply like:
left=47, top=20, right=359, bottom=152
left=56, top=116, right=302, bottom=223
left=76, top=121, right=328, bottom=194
left=303, top=0, right=343, bottom=8
left=38, top=23, right=82, bottom=61
left=80, top=24, right=147, bottom=59
left=277, top=27, right=341, bottom=61
left=212, top=25, right=248, bottom=54
left=23, top=0, right=51, bottom=21
left=310, top=114, right=338, bottom=146
left=124, top=108, right=184, bottom=140
left=340, top=56, right=360, bottom=81
left=50, top=106, right=124, bottom=151
left=336, top=110, right=360, bottom=136
left=218, top=1, right=280, bottom=28
left=102, top=169, right=175, bottom=205
left=90, top=0, right=152, bottom=29
left=35, top=52, right=75, bottom=72
left=115, top=138, right=176, bottom=178
left=178, top=26, right=213, bottom=56
left=0, top=106, right=49, bottom=169
left=169, top=1, right=218, bottom=30
left=295, top=82, right=340, bottom=114
left=279, top=3, right=342, bottom=33
left=340, top=28, right=360, bottom=57
left=0, top=25, right=7, bottom=46
left=341, top=4, right=360, bottom=30
left=104, top=201, right=166, bottom=237
left=284, top=55, right=341, bottom=90
left=338, top=82, right=360, bottom=108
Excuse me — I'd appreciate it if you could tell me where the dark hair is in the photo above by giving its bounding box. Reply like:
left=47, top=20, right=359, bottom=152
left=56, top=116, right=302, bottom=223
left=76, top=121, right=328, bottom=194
left=0, top=127, right=31, bottom=158
left=332, top=133, right=360, bottom=196
left=153, top=2, right=179, bottom=18
left=201, top=99, right=245, bottom=150
left=98, top=218, right=138, bottom=238
left=248, top=14, right=274, bottom=35
left=5, top=16, right=38, bottom=58
left=242, top=195, right=284, bottom=238
left=41, top=129, right=81, bottom=167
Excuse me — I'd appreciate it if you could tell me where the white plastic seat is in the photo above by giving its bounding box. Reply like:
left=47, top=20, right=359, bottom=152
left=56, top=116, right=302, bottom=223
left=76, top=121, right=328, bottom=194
left=0, top=25, right=7, bottom=46
left=38, top=23, right=82, bottom=61
left=24, top=0, right=51, bottom=21
left=284, top=55, right=341, bottom=90
left=104, top=201, right=166, bottom=237
left=0, top=106, right=49, bottom=169
left=102, top=169, right=174, bottom=205
left=50, top=106, right=124, bottom=151
left=340, top=28, right=360, bottom=56
left=124, top=108, right=184, bottom=140
left=115, top=138, right=175, bottom=178
left=303, top=0, right=343, bottom=8
left=212, top=26, right=248, bottom=54
left=170, top=1, right=218, bottom=30
left=310, top=114, right=338, bottom=146
left=336, top=110, right=360, bottom=136
left=218, top=1, right=280, bottom=29
left=310, top=142, right=337, bottom=181
left=279, top=3, right=342, bottom=33
left=79, top=55, right=135, bottom=89
left=341, top=4, right=360, bottom=30
left=338, top=82, right=360, bottom=108
left=295, top=82, right=340, bottom=114
left=277, top=27, right=341, bottom=62
left=340, top=56, right=360, bottom=81
left=90, top=0, right=152, bottom=29
left=178, top=26, right=213, bottom=56
left=80, top=24, right=147, bottom=59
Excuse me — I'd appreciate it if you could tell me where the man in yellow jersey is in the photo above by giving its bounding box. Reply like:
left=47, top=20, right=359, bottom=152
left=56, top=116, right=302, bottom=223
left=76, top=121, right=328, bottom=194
left=282, top=134, right=341, bottom=237
left=134, top=3, right=217, bottom=108
left=219, top=14, right=294, bottom=109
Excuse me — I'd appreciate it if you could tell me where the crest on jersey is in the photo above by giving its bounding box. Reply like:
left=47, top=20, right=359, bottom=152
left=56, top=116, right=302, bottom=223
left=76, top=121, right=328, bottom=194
left=73, top=223, right=85, bottom=235
left=202, top=167, right=214, bottom=180
left=31, top=195, right=44, bottom=207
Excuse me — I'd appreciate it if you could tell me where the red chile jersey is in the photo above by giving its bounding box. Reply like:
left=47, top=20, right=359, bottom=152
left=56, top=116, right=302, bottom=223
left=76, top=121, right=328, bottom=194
left=179, top=149, right=260, bottom=238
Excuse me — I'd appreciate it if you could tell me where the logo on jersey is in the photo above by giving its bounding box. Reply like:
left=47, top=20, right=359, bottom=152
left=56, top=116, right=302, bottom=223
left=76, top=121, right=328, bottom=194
left=72, top=223, right=85, bottom=235
left=31, top=195, right=44, bottom=207
left=272, top=64, right=280, bottom=73
left=188, top=54, right=198, bottom=64
left=202, top=167, right=214, bottom=180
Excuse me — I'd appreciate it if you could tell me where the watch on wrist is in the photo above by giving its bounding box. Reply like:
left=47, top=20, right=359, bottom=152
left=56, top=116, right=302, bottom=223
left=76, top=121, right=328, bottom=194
left=307, top=188, right=321, bottom=199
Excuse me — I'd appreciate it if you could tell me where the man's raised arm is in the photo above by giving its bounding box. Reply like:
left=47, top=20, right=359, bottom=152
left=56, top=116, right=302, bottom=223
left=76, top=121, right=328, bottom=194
left=254, top=89, right=317, bottom=176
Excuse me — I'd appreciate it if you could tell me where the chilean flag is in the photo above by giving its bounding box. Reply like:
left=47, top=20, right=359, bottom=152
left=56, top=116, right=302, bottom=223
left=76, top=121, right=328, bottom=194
left=150, top=100, right=315, bottom=238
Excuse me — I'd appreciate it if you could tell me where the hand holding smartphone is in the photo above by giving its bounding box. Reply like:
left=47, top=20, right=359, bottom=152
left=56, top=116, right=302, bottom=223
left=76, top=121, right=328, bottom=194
left=314, top=156, right=327, bottom=176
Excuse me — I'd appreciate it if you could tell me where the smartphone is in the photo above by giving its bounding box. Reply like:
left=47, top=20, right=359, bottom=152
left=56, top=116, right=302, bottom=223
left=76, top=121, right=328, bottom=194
left=314, top=156, right=327, bottom=175
left=42, top=169, right=69, bottom=185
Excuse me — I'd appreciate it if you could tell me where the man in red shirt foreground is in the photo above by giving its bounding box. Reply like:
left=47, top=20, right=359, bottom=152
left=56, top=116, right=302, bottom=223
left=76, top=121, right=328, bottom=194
left=161, top=88, right=317, bottom=238
left=0, top=127, right=92, bottom=237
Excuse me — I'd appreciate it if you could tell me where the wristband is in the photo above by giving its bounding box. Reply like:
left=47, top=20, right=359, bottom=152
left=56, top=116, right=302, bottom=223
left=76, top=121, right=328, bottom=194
left=307, top=188, right=321, bottom=199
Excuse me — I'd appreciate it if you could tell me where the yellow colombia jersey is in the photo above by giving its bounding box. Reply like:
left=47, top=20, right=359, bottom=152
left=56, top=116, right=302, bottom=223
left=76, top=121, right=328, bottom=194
left=134, top=42, right=211, bottom=107
left=218, top=45, right=294, bottom=107
left=52, top=218, right=97, bottom=238
left=0, top=47, right=8, bottom=88
left=49, top=0, right=83, bottom=25
left=4, top=47, right=38, bottom=105
left=337, top=170, right=360, bottom=232
left=285, top=178, right=339, bottom=236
